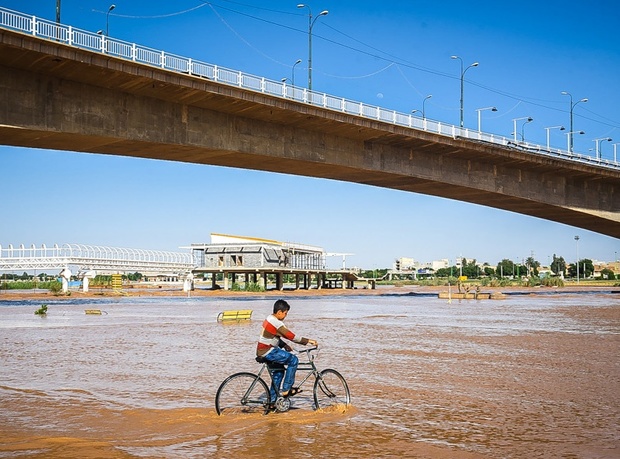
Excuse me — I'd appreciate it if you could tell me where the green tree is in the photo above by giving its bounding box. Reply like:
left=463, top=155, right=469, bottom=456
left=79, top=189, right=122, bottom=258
left=550, top=254, right=566, bottom=276
left=125, top=272, right=143, bottom=282
left=568, top=259, right=594, bottom=278
left=436, top=265, right=458, bottom=277
left=461, top=259, right=480, bottom=278
left=525, top=256, right=541, bottom=277
left=496, top=259, right=515, bottom=278
left=599, top=268, right=615, bottom=280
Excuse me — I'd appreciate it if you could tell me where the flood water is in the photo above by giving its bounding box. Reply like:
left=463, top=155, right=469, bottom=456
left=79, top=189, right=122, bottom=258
left=1, top=291, right=618, bottom=458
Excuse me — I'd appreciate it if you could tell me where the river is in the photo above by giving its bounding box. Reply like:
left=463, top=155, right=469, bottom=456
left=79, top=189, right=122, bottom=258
left=1, top=291, right=618, bottom=458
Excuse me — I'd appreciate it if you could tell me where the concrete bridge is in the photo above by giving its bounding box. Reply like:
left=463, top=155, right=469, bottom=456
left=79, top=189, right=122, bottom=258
left=0, top=8, right=618, bottom=238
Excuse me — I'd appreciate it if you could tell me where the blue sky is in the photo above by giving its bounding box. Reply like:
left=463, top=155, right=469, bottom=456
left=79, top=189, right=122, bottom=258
left=1, top=0, right=619, bottom=269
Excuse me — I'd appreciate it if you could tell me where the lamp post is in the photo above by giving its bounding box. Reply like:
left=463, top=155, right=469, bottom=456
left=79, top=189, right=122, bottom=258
left=476, top=106, right=497, bottom=132
left=512, top=116, right=533, bottom=142
left=561, top=91, right=588, bottom=153
left=451, top=56, right=478, bottom=128
left=422, top=94, right=432, bottom=120
left=574, top=235, right=580, bottom=283
left=544, top=125, right=565, bottom=149
left=292, top=58, right=302, bottom=87
left=613, top=143, right=620, bottom=163
left=565, top=130, right=585, bottom=152
left=106, top=4, right=115, bottom=36
left=521, top=118, right=533, bottom=142
left=297, top=4, right=328, bottom=92
left=56, top=0, right=61, bottom=23
left=593, top=137, right=612, bottom=159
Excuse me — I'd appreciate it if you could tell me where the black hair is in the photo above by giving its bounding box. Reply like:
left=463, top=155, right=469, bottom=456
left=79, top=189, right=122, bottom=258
left=273, top=299, right=291, bottom=314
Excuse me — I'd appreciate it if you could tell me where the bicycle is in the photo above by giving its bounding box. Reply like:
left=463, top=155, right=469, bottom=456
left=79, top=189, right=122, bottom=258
left=215, top=347, right=350, bottom=415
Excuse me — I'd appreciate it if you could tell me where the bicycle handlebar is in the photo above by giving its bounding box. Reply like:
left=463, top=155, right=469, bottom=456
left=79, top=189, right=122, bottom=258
left=295, top=346, right=318, bottom=355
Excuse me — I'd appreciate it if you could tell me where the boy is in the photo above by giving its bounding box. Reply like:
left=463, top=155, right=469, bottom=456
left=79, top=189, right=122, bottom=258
left=256, top=299, right=318, bottom=400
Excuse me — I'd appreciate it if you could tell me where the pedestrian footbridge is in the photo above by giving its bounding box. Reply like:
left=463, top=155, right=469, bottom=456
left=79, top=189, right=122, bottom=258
left=0, top=243, right=195, bottom=276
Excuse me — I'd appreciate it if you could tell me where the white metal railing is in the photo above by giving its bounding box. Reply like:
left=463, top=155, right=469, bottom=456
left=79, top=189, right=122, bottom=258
left=0, top=243, right=196, bottom=273
left=1, top=6, right=618, bottom=171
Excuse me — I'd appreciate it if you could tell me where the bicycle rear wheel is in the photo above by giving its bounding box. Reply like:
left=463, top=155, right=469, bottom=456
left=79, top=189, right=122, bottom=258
left=215, top=372, right=271, bottom=415
left=313, top=368, right=350, bottom=410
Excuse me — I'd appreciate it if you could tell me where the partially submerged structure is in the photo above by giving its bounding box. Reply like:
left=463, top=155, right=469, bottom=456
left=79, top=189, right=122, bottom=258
left=184, top=233, right=369, bottom=291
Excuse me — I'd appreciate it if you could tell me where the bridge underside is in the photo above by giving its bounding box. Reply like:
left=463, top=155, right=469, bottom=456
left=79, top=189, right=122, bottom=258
left=1, top=29, right=619, bottom=237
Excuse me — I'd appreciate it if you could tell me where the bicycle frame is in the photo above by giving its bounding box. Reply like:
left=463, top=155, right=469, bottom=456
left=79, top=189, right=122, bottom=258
left=261, top=347, right=321, bottom=397
left=215, top=347, right=349, bottom=415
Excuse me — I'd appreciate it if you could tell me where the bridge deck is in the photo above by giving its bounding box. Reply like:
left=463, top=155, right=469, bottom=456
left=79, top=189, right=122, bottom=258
left=0, top=10, right=618, bottom=237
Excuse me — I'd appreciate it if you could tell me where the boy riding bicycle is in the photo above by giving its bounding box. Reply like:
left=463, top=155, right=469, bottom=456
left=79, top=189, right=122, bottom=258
left=256, top=299, right=318, bottom=401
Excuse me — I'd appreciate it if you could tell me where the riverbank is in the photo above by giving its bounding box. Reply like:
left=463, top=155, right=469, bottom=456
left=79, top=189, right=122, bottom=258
left=0, top=283, right=617, bottom=302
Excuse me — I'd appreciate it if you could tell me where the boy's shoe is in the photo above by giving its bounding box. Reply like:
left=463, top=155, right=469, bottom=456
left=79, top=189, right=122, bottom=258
left=281, top=387, right=302, bottom=397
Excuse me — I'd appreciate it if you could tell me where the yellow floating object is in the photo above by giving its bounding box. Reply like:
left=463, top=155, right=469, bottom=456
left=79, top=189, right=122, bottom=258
left=217, top=309, right=253, bottom=322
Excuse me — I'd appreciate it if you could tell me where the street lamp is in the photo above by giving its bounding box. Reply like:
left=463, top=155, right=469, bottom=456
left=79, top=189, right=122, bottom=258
left=56, top=0, right=61, bottom=23
left=476, top=106, right=497, bottom=132
left=565, top=130, right=585, bottom=152
left=451, top=56, right=478, bottom=128
left=106, top=4, right=115, bottom=36
left=422, top=94, right=432, bottom=119
left=574, top=235, right=580, bottom=283
left=292, top=58, right=302, bottom=87
left=561, top=91, right=588, bottom=153
left=512, top=116, right=533, bottom=142
left=297, top=4, right=328, bottom=91
left=593, top=137, right=612, bottom=159
left=544, top=125, right=565, bottom=149
left=613, top=143, right=620, bottom=163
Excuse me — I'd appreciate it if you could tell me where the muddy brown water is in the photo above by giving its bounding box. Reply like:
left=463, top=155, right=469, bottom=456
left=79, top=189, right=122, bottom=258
left=1, top=292, right=618, bottom=458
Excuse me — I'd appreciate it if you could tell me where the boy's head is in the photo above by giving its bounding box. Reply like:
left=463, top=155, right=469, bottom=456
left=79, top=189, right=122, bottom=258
left=273, top=299, right=291, bottom=316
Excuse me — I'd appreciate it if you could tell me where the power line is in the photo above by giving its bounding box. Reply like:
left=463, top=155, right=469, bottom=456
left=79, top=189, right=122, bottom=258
left=118, top=1, right=620, bottom=129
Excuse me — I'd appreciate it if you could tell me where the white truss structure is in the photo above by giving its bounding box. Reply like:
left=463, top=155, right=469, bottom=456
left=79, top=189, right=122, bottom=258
left=0, top=243, right=196, bottom=275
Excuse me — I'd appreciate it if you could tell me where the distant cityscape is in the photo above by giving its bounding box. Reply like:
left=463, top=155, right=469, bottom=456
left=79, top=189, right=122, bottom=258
left=383, top=256, right=620, bottom=280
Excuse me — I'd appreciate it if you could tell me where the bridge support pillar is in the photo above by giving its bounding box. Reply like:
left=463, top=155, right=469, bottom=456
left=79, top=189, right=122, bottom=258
left=183, top=273, right=194, bottom=292
left=276, top=273, right=283, bottom=290
left=59, top=267, right=71, bottom=294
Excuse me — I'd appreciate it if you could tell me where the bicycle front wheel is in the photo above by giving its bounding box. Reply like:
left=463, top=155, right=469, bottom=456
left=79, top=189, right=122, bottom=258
left=313, top=368, right=350, bottom=411
left=215, top=372, right=271, bottom=416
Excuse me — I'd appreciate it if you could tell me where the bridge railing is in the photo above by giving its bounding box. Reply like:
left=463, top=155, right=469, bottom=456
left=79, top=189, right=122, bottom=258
left=1, top=7, right=618, bottom=171
left=0, top=243, right=195, bottom=272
